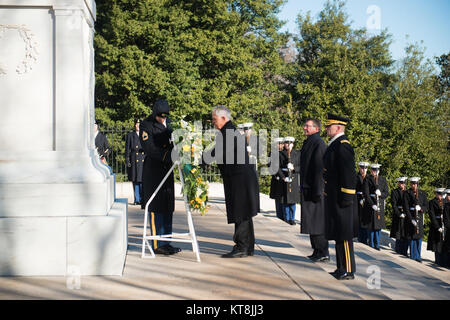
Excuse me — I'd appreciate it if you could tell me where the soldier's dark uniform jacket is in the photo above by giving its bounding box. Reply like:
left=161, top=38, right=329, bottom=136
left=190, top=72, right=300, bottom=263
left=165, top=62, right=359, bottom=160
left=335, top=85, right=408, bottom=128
left=280, top=149, right=301, bottom=205
left=427, top=198, right=445, bottom=253
left=390, top=187, right=407, bottom=239
left=269, top=150, right=287, bottom=200
left=403, top=189, right=428, bottom=240
left=95, top=131, right=110, bottom=159
left=323, top=134, right=358, bottom=241
left=300, top=132, right=326, bottom=235
left=356, top=173, right=367, bottom=229
left=443, top=201, right=450, bottom=253
left=139, top=101, right=174, bottom=213
left=362, top=175, right=389, bottom=230
left=125, top=130, right=145, bottom=183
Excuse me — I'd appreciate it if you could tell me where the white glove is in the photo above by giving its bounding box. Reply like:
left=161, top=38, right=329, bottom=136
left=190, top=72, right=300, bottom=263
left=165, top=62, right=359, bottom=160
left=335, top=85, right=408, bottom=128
left=287, top=163, right=294, bottom=171
left=438, top=227, right=444, bottom=233
left=372, top=205, right=378, bottom=211
left=411, top=220, right=417, bottom=227
left=400, top=214, right=405, bottom=218
left=415, top=205, right=421, bottom=212
left=359, top=199, right=364, bottom=206
left=375, top=189, right=381, bottom=196
left=246, top=146, right=252, bottom=153
left=284, top=177, right=292, bottom=183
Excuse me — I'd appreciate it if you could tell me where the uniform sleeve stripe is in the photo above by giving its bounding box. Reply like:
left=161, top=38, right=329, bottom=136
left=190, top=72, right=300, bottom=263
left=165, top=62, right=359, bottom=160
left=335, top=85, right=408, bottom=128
left=341, top=188, right=356, bottom=194
left=340, top=140, right=350, bottom=144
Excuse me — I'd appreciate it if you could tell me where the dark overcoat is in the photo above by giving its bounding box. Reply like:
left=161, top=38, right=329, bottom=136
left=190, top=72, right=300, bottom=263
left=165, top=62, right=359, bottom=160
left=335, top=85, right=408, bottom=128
left=139, top=113, right=174, bottom=213
left=389, top=188, right=407, bottom=239
left=279, top=149, right=301, bottom=204
left=269, top=151, right=287, bottom=200
left=362, top=175, right=389, bottom=230
left=215, top=120, right=259, bottom=224
left=323, top=134, right=358, bottom=241
left=356, top=173, right=368, bottom=228
left=95, top=131, right=110, bottom=158
left=403, top=189, right=428, bottom=240
left=427, top=198, right=445, bottom=253
left=443, top=202, right=450, bottom=253
left=299, top=132, right=326, bottom=235
left=125, top=130, right=145, bottom=183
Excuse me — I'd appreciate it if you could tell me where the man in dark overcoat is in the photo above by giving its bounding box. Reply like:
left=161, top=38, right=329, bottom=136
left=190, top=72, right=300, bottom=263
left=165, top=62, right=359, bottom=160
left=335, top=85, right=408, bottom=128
left=390, top=177, right=408, bottom=256
left=280, top=137, right=301, bottom=225
left=356, top=162, right=369, bottom=244
left=299, top=118, right=329, bottom=261
left=125, top=119, right=145, bottom=205
left=269, top=138, right=287, bottom=220
left=94, top=122, right=110, bottom=165
left=211, top=106, right=259, bottom=258
left=139, top=99, right=181, bottom=255
left=362, top=163, right=389, bottom=250
left=323, top=113, right=358, bottom=280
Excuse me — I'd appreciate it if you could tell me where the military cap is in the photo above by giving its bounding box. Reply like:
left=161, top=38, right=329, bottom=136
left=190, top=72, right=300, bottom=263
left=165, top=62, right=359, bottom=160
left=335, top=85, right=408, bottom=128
left=370, top=163, right=381, bottom=170
left=435, top=188, right=445, bottom=194
left=409, top=177, right=420, bottom=183
left=238, top=122, right=253, bottom=130
left=153, top=99, right=170, bottom=117
left=445, top=189, right=450, bottom=195
left=358, top=161, right=370, bottom=168
left=396, top=177, right=408, bottom=183
left=274, top=137, right=285, bottom=144
left=284, top=136, right=295, bottom=143
left=325, top=113, right=349, bottom=127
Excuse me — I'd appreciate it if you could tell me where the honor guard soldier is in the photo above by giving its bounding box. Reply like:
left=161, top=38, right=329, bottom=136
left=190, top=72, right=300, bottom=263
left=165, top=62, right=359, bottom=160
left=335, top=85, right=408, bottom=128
left=94, top=121, right=111, bottom=165
left=280, top=137, right=301, bottom=225
left=363, top=163, right=389, bottom=250
left=390, top=177, right=409, bottom=256
left=323, top=113, right=358, bottom=280
left=443, top=189, right=450, bottom=267
left=300, top=118, right=329, bottom=262
left=403, top=177, right=428, bottom=262
left=140, top=100, right=181, bottom=255
left=356, top=162, right=370, bottom=244
left=269, top=137, right=287, bottom=220
left=125, top=119, right=146, bottom=205
left=427, top=188, right=446, bottom=266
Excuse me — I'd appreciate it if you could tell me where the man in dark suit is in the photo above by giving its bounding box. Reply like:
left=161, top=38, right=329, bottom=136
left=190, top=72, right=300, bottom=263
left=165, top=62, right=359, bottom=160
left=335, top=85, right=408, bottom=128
left=299, top=118, right=329, bottom=262
left=323, top=113, right=358, bottom=280
left=140, top=100, right=181, bottom=256
left=125, top=119, right=145, bottom=205
left=211, top=106, right=259, bottom=258
left=94, top=122, right=110, bottom=165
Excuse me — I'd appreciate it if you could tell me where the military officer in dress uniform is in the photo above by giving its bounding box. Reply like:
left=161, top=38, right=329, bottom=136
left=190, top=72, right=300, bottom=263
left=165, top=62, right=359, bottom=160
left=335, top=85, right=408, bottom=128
left=280, top=137, right=301, bottom=225
left=443, top=189, right=450, bottom=267
left=356, top=161, right=369, bottom=244
left=403, top=177, right=428, bottom=262
left=363, top=163, right=389, bottom=250
left=125, top=119, right=146, bottom=205
left=269, top=137, right=287, bottom=220
left=390, top=177, right=409, bottom=256
left=427, top=188, right=446, bottom=266
left=140, top=99, right=181, bottom=256
left=323, top=113, right=358, bottom=280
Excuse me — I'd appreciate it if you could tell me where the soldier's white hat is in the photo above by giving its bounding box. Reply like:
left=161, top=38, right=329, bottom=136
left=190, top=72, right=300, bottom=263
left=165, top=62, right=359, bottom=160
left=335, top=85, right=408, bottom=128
left=409, top=177, right=420, bottom=183
left=435, top=188, right=445, bottom=194
left=358, top=161, right=370, bottom=168
left=284, top=136, right=295, bottom=143
left=238, top=122, right=253, bottom=130
left=274, top=137, right=285, bottom=143
left=370, top=163, right=381, bottom=170
left=445, top=189, right=450, bottom=195
left=396, top=177, right=408, bottom=183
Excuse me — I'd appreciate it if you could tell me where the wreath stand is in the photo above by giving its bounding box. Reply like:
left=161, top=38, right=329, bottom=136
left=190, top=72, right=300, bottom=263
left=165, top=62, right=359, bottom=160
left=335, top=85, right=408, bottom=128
left=141, top=160, right=201, bottom=262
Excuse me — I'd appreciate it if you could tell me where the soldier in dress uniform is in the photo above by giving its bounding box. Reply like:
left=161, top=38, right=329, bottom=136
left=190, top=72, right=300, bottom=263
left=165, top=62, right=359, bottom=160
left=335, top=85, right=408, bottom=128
left=323, top=113, right=358, bottom=280
left=427, top=188, right=446, bottom=266
left=94, top=122, right=110, bottom=165
left=403, top=177, right=428, bottom=262
left=356, top=162, right=369, bottom=244
left=443, top=189, right=450, bottom=268
left=139, top=100, right=181, bottom=256
left=300, top=118, right=329, bottom=262
left=125, top=119, right=146, bottom=205
left=390, top=177, right=409, bottom=256
left=363, top=163, right=389, bottom=250
left=280, top=137, right=301, bottom=225
left=269, top=137, right=287, bottom=220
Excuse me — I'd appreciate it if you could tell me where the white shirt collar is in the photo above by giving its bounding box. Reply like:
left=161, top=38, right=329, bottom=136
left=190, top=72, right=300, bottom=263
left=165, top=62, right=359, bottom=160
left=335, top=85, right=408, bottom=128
left=328, top=132, right=345, bottom=146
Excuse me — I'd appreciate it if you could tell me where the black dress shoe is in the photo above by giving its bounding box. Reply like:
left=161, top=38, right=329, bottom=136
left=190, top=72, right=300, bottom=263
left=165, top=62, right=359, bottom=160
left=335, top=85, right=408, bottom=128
left=315, top=256, right=330, bottom=262
left=167, top=245, right=182, bottom=254
left=154, top=246, right=173, bottom=255
left=329, top=269, right=339, bottom=277
left=289, top=220, right=296, bottom=225
left=222, top=249, right=248, bottom=258
left=247, top=249, right=254, bottom=256
left=335, top=272, right=355, bottom=280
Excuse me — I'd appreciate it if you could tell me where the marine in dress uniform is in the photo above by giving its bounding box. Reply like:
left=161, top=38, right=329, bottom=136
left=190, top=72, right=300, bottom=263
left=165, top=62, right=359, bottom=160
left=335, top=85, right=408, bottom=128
left=403, top=177, right=428, bottom=262
left=323, top=113, right=358, bottom=280
left=140, top=100, right=181, bottom=255
left=356, top=162, right=369, bottom=244
left=299, top=118, right=329, bottom=262
left=280, top=137, right=301, bottom=225
left=443, top=190, right=450, bottom=268
left=125, top=119, right=145, bottom=205
left=269, top=138, right=287, bottom=220
left=390, top=177, right=409, bottom=256
left=211, top=106, right=259, bottom=258
left=427, top=188, right=446, bottom=266
left=362, top=164, right=389, bottom=250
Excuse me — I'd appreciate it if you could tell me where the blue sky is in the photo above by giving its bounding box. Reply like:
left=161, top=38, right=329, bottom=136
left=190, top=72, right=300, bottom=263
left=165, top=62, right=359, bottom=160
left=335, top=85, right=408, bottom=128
left=277, top=0, right=450, bottom=63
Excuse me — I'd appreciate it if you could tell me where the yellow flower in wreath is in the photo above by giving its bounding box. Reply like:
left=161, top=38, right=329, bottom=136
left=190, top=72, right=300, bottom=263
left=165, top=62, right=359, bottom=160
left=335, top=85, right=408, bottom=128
left=182, top=145, right=191, bottom=153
